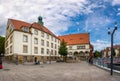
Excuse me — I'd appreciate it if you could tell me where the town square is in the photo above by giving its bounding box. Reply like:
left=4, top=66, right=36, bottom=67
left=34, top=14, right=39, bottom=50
left=0, top=0, right=120, bottom=81
left=0, top=61, right=120, bottom=81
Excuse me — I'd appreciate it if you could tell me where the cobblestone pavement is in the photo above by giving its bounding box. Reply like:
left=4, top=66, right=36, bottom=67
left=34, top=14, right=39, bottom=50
left=0, top=61, right=120, bottom=81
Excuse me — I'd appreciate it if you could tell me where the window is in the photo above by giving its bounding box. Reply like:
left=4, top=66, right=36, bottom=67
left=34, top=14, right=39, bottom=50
left=55, top=38, right=56, bottom=42
left=47, top=49, right=49, bottom=54
left=69, top=52, right=72, bottom=55
left=41, top=39, right=44, bottom=46
left=34, top=38, right=38, bottom=44
left=6, top=41, right=8, bottom=47
left=23, top=27, right=28, bottom=32
left=55, top=50, right=57, bottom=55
left=34, top=47, right=38, bottom=54
left=51, top=43, right=53, bottom=48
left=7, top=48, right=9, bottom=54
left=41, top=31, right=44, bottom=37
left=23, top=45, right=28, bottom=53
left=10, top=46, right=12, bottom=53
left=69, top=46, right=72, bottom=50
left=41, top=48, right=44, bottom=54
left=55, top=44, right=56, bottom=49
left=47, top=41, right=49, bottom=47
left=51, top=36, right=53, bottom=41
left=34, top=29, right=38, bottom=35
left=5, top=49, right=7, bottom=54
left=47, top=34, right=49, bottom=39
left=77, top=45, right=85, bottom=49
left=51, top=50, right=53, bottom=55
left=23, top=35, right=28, bottom=42
left=58, top=46, right=60, bottom=48
left=10, top=36, right=13, bottom=43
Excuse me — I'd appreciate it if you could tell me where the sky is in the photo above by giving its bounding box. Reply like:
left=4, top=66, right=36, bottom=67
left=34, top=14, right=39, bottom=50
left=0, top=0, right=120, bottom=51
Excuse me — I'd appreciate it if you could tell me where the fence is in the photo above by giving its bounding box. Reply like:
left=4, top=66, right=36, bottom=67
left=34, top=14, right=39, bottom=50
left=93, top=57, right=120, bottom=72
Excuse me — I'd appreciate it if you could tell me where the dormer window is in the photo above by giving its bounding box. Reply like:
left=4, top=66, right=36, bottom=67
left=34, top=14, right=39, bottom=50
left=23, top=27, right=28, bottom=32
left=47, top=34, right=49, bottom=39
left=41, top=31, right=44, bottom=37
left=34, top=29, right=38, bottom=35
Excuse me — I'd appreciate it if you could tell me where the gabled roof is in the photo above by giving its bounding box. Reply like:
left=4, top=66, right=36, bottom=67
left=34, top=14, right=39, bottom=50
left=58, top=33, right=90, bottom=45
left=10, top=19, right=31, bottom=30
left=32, top=22, right=55, bottom=36
left=9, top=19, right=57, bottom=38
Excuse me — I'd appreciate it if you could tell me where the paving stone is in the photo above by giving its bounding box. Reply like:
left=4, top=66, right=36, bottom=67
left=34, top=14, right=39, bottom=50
left=0, top=61, right=120, bottom=81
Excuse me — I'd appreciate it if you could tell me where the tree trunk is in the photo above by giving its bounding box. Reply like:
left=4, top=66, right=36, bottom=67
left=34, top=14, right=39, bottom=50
left=63, top=55, right=67, bottom=62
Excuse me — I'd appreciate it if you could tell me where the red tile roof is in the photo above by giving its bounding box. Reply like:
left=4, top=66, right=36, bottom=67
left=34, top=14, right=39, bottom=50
left=113, top=45, right=120, bottom=49
left=106, top=45, right=120, bottom=50
left=9, top=19, right=57, bottom=38
left=32, top=22, right=55, bottom=36
left=10, top=19, right=31, bottom=30
left=58, top=33, right=90, bottom=45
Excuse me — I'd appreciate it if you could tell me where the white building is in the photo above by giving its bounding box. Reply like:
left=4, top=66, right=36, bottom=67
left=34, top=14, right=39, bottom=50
left=5, top=17, right=60, bottom=63
left=103, top=45, right=120, bottom=58
left=58, top=33, right=93, bottom=61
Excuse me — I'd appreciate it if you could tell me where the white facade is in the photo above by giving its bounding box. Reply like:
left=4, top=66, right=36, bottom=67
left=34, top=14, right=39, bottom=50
left=67, top=44, right=90, bottom=58
left=103, top=47, right=120, bottom=58
left=5, top=19, right=60, bottom=61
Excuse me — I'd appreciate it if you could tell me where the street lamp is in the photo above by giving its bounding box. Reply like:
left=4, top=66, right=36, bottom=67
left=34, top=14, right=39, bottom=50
left=108, top=22, right=118, bottom=75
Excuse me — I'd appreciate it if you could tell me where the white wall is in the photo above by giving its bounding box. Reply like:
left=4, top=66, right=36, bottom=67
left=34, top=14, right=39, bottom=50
left=67, top=44, right=90, bottom=56
left=13, top=31, right=31, bottom=55
left=12, top=28, right=60, bottom=56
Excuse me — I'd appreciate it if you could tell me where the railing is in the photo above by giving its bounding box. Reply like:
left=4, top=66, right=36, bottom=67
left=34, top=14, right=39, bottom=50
left=93, top=57, right=120, bottom=71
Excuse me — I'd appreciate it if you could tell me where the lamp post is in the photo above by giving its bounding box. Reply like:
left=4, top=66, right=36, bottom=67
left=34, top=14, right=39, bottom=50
left=108, top=22, right=118, bottom=75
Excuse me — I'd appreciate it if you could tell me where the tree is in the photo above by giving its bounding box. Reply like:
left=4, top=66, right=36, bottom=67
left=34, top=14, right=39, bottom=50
left=58, top=40, right=68, bottom=61
left=94, top=50, right=101, bottom=58
left=0, top=36, right=5, bottom=56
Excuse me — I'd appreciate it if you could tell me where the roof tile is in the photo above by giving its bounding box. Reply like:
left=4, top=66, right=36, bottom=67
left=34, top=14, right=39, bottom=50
left=58, top=33, right=90, bottom=45
left=9, top=19, right=57, bottom=38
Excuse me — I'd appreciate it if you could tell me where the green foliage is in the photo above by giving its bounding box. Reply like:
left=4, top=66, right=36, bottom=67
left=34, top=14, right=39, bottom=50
left=0, top=36, right=5, bottom=54
left=58, top=40, right=68, bottom=57
left=94, top=50, right=101, bottom=58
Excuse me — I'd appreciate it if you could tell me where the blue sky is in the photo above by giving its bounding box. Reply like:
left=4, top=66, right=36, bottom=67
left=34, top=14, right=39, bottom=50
left=0, top=0, right=120, bottom=50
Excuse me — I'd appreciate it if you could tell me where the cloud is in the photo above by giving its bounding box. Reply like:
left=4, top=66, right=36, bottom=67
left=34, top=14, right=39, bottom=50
left=112, top=0, right=120, bottom=6
left=0, top=0, right=93, bottom=36
left=92, top=40, right=110, bottom=51
left=114, top=29, right=120, bottom=43
left=117, top=8, right=120, bottom=16
left=84, top=13, right=113, bottom=32
left=117, top=13, right=120, bottom=16
left=0, top=0, right=108, bottom=36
